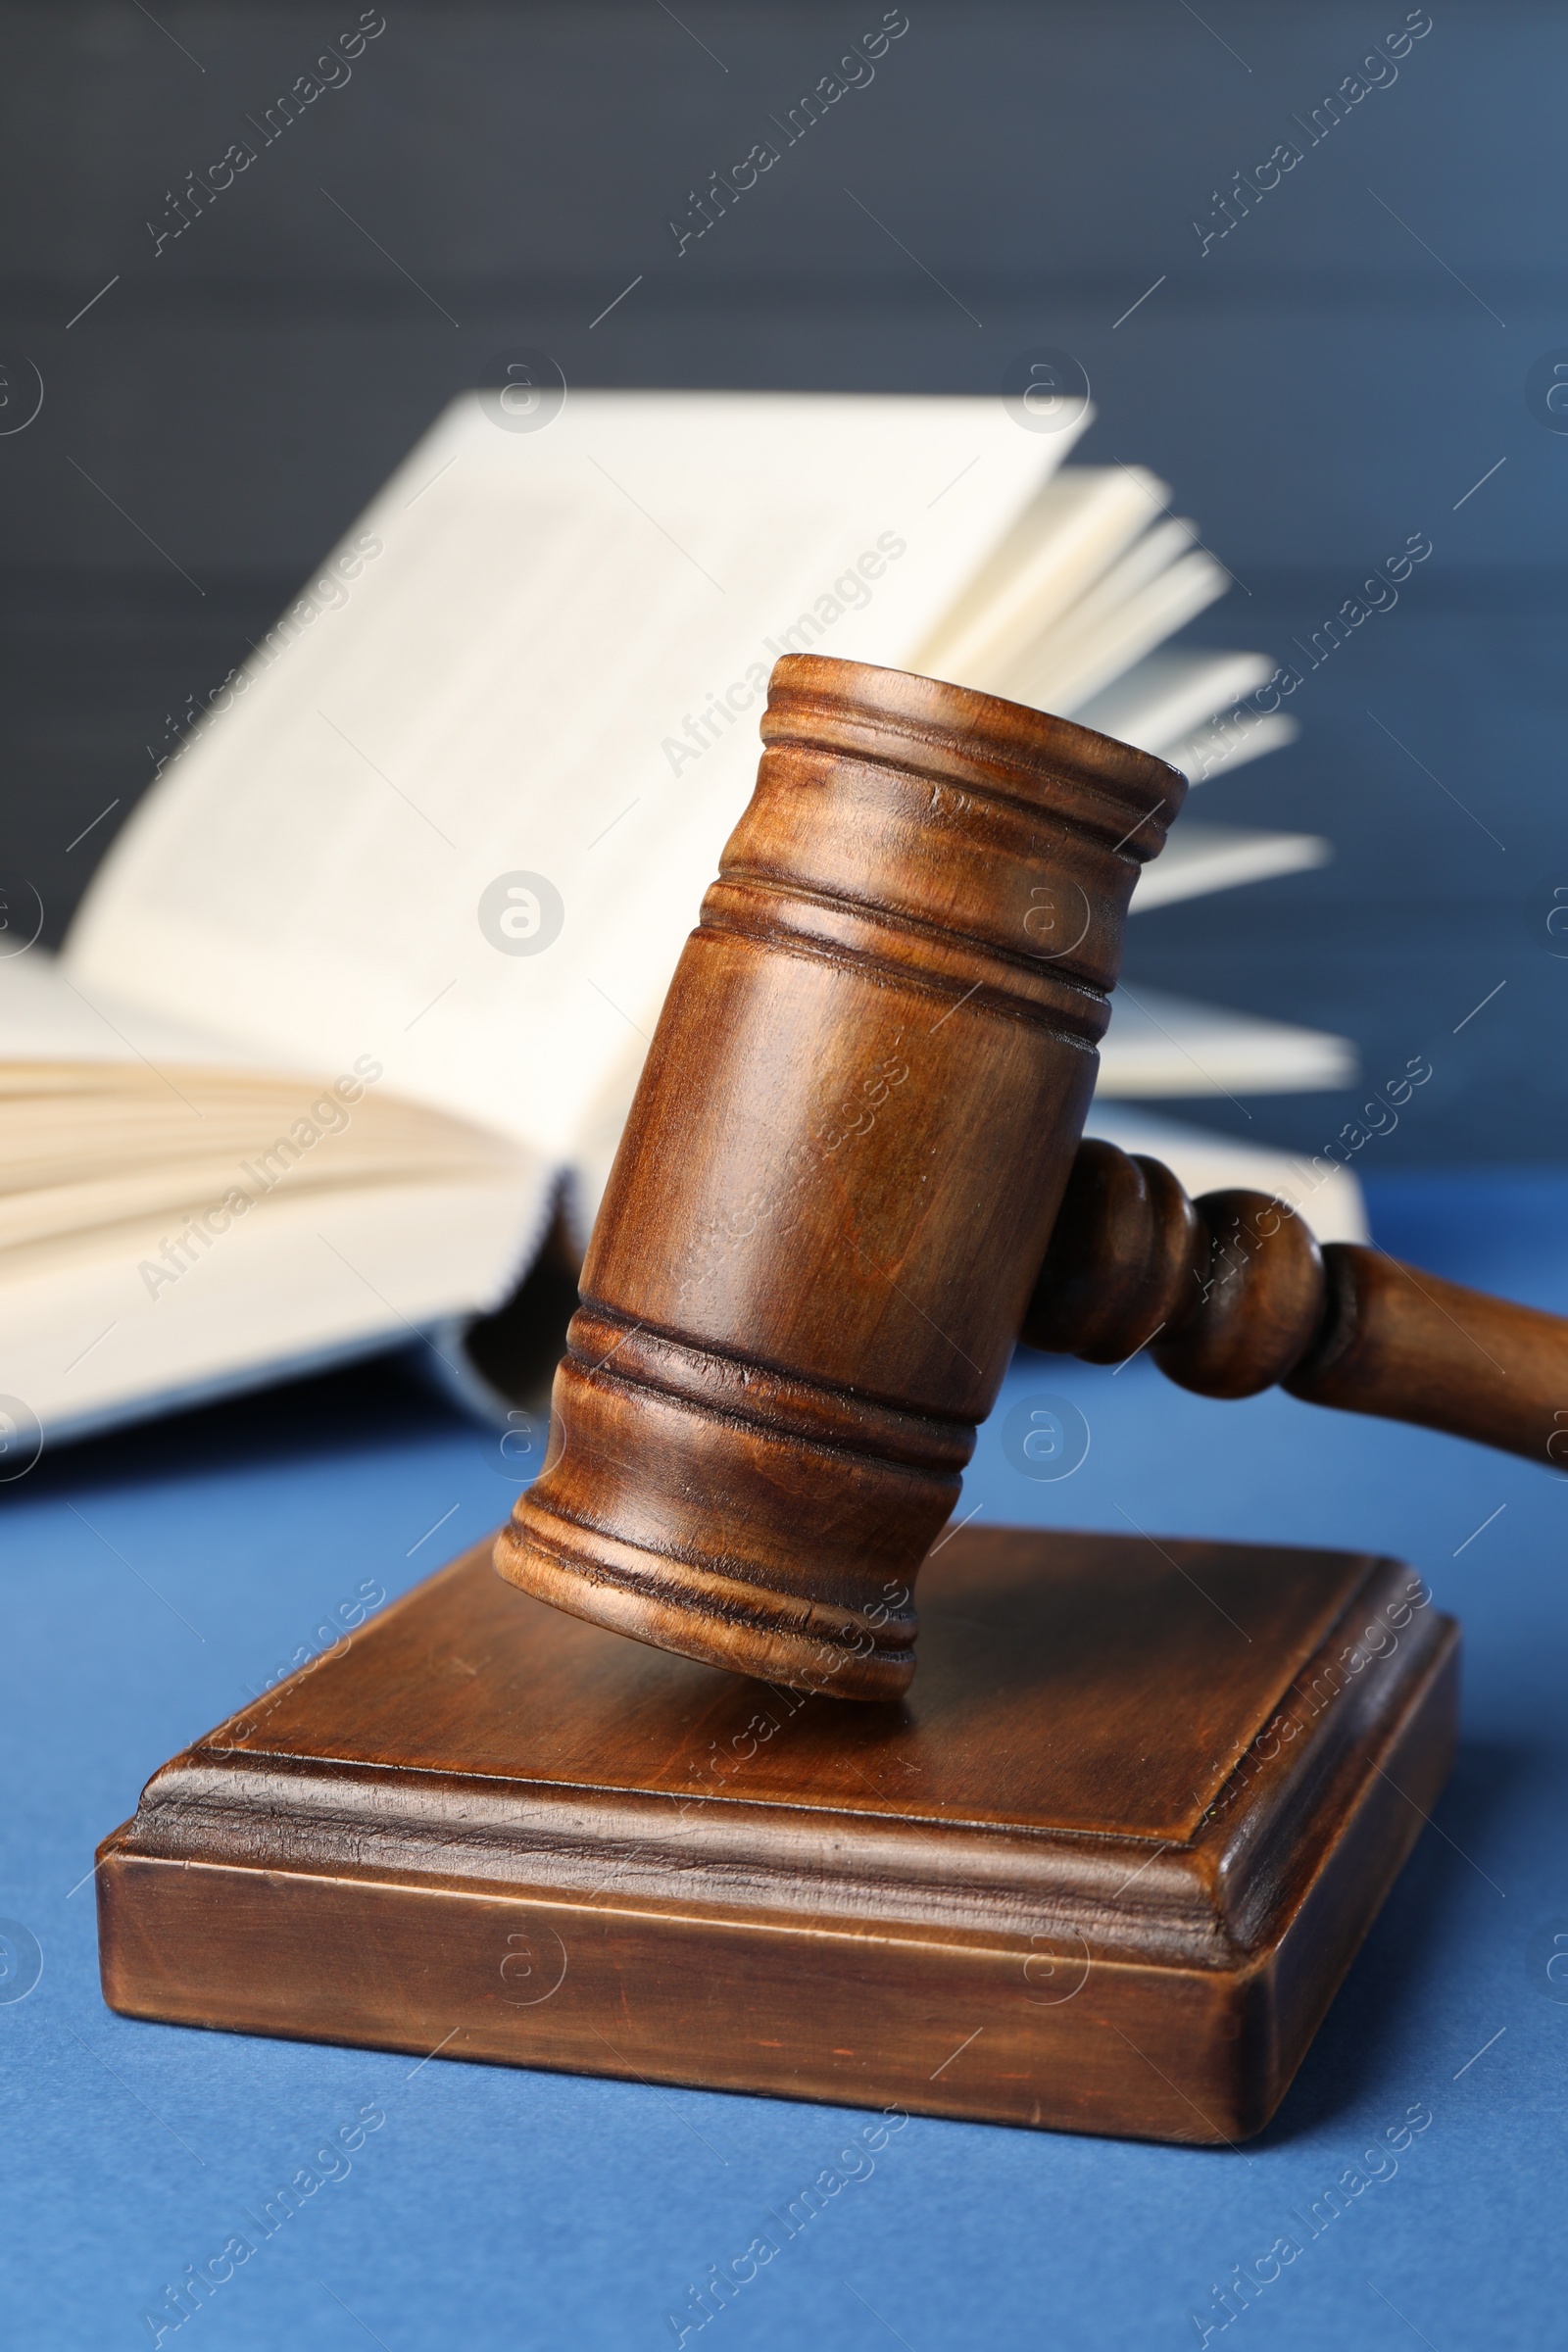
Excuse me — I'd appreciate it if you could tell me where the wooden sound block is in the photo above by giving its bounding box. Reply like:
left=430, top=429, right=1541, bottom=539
left=97, top=1527, right=1457, bottom=2144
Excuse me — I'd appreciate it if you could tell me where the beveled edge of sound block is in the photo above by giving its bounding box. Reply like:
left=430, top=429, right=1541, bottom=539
left=95, top=1529, right=1460, bottom=2143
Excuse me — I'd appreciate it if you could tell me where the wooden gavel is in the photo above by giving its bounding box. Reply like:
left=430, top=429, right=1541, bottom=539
left=1025, top=1134, right=1568, bottom=1448
left=497, top=657, right=1566, bottom=1698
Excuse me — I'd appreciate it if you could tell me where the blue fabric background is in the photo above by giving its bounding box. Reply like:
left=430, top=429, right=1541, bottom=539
left=2, top=1170, right=1564, bottom=2350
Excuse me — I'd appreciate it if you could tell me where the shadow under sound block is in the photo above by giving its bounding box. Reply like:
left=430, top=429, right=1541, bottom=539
left=96, top=1524, right=1455, bottom=2143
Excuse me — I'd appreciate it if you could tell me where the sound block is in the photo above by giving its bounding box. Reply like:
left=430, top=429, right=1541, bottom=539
left=97, top=1527, right=1456, bottom=2144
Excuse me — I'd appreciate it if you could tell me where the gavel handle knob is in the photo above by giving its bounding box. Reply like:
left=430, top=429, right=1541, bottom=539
left=1022, top=1139, right=1568, bottom=1467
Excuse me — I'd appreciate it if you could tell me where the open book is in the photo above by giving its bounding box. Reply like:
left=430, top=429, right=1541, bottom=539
left=1, top=391, right=1358, bottom=1452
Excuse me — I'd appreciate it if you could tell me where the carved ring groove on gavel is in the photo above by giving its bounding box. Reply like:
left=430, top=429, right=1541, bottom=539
left=496, top=655, right=1568, bottom=1699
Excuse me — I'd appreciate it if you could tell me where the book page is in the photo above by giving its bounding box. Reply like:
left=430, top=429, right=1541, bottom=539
left=1004, top=546, right=1231, bottom=714
left=911, top=466, right=1165, bottom=689
left=1072, top=650, right=1274, bottom=754
left=1100, top=987, right=1355, bottom=1097
left=0, top=946, right=275, bottom=1066
left=66, top=392, right=1076, bottom=1162
left=1130, top=824, right=1329, bottom=911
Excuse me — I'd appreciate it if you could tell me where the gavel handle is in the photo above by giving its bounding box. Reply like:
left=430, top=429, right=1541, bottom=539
left=1022, top=1140, right=1568, bottom=1468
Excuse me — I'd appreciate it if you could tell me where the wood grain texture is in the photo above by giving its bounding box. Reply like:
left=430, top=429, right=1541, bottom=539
left=497, top=657, right=1185, bottom=1696
left=98, top=1525, right=1457, bottom=2143
left=1025, top=1138, right=1568, bottom=1460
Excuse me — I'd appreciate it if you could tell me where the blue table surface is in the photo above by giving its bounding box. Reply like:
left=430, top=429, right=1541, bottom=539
left=3, top=1168, right=1565, bottom=2351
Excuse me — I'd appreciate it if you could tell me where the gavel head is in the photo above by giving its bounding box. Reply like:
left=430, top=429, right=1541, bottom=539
left=495, top=656, right=1184, bottom=1695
